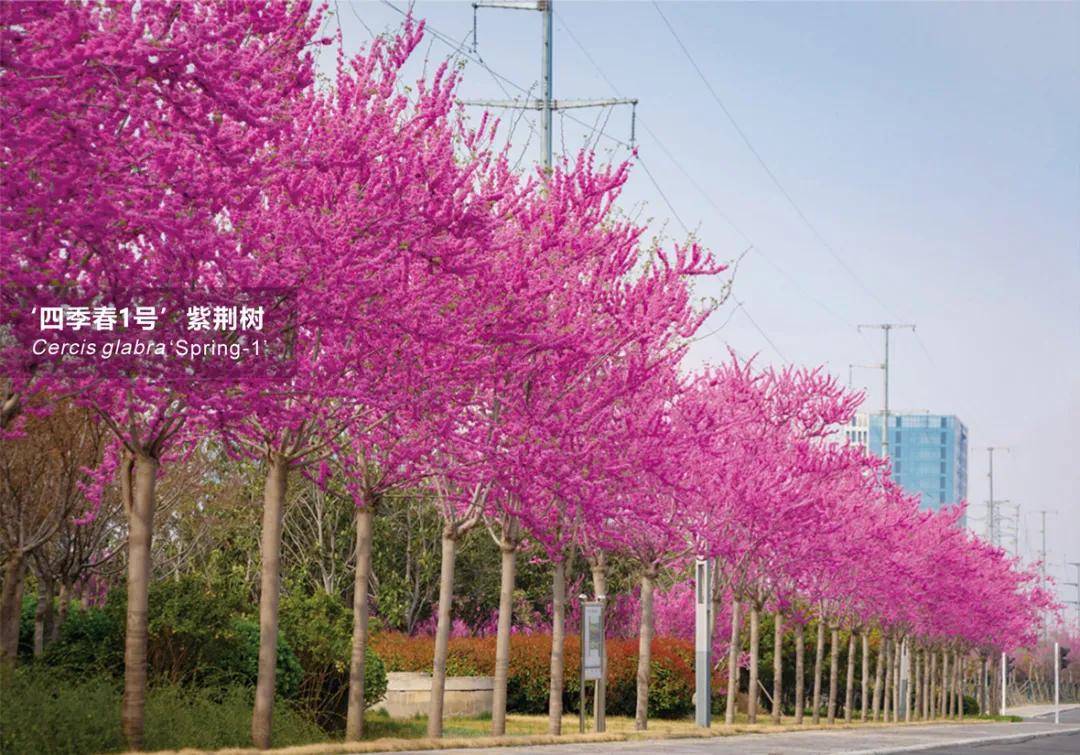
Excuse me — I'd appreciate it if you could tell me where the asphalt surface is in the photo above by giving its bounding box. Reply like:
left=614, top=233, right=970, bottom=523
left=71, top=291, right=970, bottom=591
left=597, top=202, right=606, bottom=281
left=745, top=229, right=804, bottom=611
left=914, top=706, right=1080, bottom=753
left=388, top=716, right=1080, bottom=755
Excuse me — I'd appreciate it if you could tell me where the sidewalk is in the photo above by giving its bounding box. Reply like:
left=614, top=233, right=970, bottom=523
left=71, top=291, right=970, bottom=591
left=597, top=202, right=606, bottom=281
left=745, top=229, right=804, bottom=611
left=1006, top=702, right=1080, bottom=718
left=384, top=720, right=1080, bottom=755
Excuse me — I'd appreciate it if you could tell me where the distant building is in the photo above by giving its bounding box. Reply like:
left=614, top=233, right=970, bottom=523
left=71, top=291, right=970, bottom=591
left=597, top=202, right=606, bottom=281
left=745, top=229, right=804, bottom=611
left=841, top=412, right=969, bottom=518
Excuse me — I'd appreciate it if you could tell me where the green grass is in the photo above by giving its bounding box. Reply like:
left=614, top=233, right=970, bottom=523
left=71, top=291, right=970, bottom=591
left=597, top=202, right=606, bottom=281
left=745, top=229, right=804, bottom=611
left=0, top=668, right=323, bottom=755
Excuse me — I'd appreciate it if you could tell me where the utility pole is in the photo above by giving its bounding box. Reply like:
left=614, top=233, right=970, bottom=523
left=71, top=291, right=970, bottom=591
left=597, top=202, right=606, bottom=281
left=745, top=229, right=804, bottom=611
left=465, top=1, right=637, bottom=174
left=1035, top=510, right=1056, bottom=578
left=856, top=324, right=915, bottom=461
left=982, top=446, right=1010, bottom=546
left=1067, top=561, right=1080, bottom=627
left=856, top=324, right=915, bottom=720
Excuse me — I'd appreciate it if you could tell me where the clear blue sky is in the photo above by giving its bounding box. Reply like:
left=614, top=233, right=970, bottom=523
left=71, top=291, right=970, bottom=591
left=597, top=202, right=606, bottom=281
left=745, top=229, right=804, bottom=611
left=326, top=2, right=1080, bottom=609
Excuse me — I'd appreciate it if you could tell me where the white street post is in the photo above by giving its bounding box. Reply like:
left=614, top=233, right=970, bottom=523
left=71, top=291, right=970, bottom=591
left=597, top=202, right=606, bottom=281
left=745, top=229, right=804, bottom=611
left=1000, top=651, right=1007, bottom=716
left=1054, top=641, right=1060, bottom=724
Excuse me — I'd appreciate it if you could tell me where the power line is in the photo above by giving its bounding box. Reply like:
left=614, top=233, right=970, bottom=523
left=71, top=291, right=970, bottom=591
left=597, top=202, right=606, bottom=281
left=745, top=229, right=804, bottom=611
left=652, top=2, right=900, bottom=322
left=555, top=10, right=849, bottom=326
left=379, top=2, right=791, bottom=363
left=737, top=301, right=788, bottom=362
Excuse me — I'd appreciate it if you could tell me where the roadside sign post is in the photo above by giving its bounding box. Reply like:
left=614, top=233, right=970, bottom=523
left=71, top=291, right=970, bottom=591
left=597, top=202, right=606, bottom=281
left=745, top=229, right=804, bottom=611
left=695, top=558, right=713, bottom=727
left=581, top=598, right=605, bottom=733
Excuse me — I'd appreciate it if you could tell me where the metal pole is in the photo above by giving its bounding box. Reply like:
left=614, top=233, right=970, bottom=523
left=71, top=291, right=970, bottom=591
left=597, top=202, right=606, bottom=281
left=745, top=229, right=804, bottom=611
left=694, top=559, right=712, bottom=727
left=883, top=326, right=890, bottom=460
left=540, top=0, right=553, bottom=173
left=597, top=597, right=606, bottom=733
left=578, top=593, right=585, bottom=734
left=1069, top=562, right=1080, bottom=627
left=1000, top=652, right=1007, bottom=715
left=988, top=448, right=995, bottom=544
left=1054, top=642, right=1060, bottom=724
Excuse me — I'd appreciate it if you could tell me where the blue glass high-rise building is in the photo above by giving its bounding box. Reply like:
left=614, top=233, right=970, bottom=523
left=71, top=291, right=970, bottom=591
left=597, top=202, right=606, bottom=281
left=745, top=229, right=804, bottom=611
left=842, top=412, right=968, bottom=517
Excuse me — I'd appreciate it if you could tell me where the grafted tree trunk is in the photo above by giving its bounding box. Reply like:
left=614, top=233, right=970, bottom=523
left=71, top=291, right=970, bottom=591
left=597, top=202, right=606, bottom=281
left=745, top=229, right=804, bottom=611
left=346, top=504, right=375, bottom=741
left=491, top=523, right=519, bottom=736
left=0, top=552, right=27, bottom=672
left=747, top=604, right=760, bottom=723
left=872, top=634, right=885, bottom=721
left=122, top=453, right=157, bottom=750
left=771, top=611, right=783, bottom=724
left=844, top=631, right=856, bottom=722
left=547, top=558, right=567, bottom=734
left=812, top=620, right=825, bottom=724
left=428, top=527, right=459, bottom=738
left=860, top=631, right=869, bottom=722
left=33, top=573, right=55, bottom=657
left=252, top=454, right=288, bottom=749
left=827, top=626, right=839, bottom=724
left=635, top=567, right=657, bottom=730
left=725, top=600, right=740, bottom=725
left=795, top=624, right=805, bottom=724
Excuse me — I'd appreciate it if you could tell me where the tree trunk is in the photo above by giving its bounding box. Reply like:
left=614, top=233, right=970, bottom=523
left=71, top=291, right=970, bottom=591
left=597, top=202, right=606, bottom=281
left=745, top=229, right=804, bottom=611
left=923, top=649, right=931, bottom=719
left=844, top=631, right=856, bottom=722
left=122, top=453, right=158, bottom=750
left=547, top=558, right=567, bottom=735
left=346, top=505, right=374, bottom=741
left=872, top=634, right=885, bottom=721
left=812, top=620, right=825, bottom=724
left=590, top=556, right=607, bottom=731
left=0, top=552, right=27, bottom=673
left=52, top=582, right=69, bottom=644
left=795, top=624, right=805, bottom=724
left=913, top=648, right=922, bottom=721
left=491, top=530, right=517, bottom=736
left=891, top=637, right=900, bottom=721
left=635, top=568, right=657, bottom=731
left=957, top=654, right=965, bottom=721
left=428, top=528, right=458, bottom=738
left=725, top=600, right=740, bottom=725
left=929, top=651, right=937, bottom=719
left=941, top=651, right=950, bottom=718
left=747, top=605, right=760, bottom=723
left=980, top=654, right=988, bottom=715
left=33, top=574, right=55, bottom=657
left=860, top=631, right=869, bottom=722
left=771, top=611, right=783, bottom=724
left=904, top=641, right=912, bottom=722
left=252, top=454, right=288, bottom=749
left=827, top=626, right=839, bottom=724
left=882, top=636, right=893, bottom=722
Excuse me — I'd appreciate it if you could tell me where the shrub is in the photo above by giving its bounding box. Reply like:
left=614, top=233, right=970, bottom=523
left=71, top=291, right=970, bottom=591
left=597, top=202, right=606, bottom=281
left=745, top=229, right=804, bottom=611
left=39, top=579, right=303, bottom=697
left=0, top=668, right=324, bottom=755
left=371, top=632, right=697, bottom=718
left=279, top=590, right=387, bottom=728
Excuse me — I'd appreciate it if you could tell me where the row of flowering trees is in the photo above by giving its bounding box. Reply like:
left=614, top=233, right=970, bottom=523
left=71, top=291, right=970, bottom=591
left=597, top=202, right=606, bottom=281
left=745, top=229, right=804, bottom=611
left=0, top=1, right=1055, bottom=751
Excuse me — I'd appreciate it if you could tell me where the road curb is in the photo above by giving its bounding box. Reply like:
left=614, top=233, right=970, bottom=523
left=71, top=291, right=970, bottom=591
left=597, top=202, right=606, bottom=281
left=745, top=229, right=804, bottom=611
left=842, top=725, right=1080, bottom=754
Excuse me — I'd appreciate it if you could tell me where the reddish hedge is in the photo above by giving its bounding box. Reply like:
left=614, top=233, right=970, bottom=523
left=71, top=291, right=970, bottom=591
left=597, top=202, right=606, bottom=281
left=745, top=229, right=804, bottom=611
left=371, top=632, right=708, bottom=718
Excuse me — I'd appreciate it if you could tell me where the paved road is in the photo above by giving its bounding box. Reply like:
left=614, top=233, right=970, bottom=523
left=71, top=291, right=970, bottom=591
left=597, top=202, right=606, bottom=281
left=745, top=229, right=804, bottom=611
left=914, top=706, right=1080, bottom=753
left=388, top=719, right=1080, bottom=755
